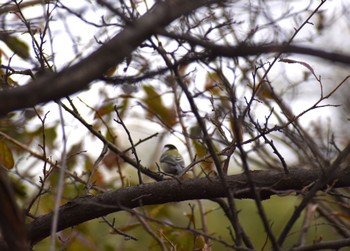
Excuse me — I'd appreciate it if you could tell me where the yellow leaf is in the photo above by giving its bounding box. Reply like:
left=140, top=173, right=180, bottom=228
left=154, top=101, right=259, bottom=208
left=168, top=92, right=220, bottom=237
left=0, top=141, right=14, bottom=169
left=194, top=235, right=206, bottom=251
left=192, top=140, right=213, bottom=171
left=0, top=69, right=18, bottom=88
left=255, top=81, right=274, bottom=100
left=147, top=204, right=167, bottom=217
left=118, top=222, right=141, bottom=232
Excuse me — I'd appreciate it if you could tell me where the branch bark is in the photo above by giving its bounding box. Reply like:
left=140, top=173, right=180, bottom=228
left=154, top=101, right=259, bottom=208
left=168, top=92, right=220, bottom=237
left=0, top=0, right=218, bottom=116
left=159, top=30, right=350, bottom=65
left=2, top=0, right=350, bottom=116
left=26, top=166, right=350, bottom=245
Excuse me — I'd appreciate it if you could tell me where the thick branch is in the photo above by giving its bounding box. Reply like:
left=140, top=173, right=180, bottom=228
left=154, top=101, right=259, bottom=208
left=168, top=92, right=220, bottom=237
left=3, top=1, right=350, bottom=116
left=27, top=167, right=350, bottom=245
left=207, top=44, right=350, bottom=65
left=160, top=30, right=350, bottom=65
left=0, top=0, right=218, bottom=116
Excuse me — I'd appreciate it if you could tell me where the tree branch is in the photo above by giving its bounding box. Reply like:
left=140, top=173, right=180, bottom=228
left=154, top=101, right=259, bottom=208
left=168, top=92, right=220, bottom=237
left=27, top=166, right=350, bottom=245
left=0, top=0, right=219, bottom=116
left=3, top=1, right=350, bottom=116
left=159, top=30, right=350, bottom=66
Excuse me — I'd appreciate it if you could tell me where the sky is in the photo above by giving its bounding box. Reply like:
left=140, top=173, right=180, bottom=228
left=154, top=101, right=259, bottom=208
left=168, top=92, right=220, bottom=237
left=2, top=0, right=350, bottom=177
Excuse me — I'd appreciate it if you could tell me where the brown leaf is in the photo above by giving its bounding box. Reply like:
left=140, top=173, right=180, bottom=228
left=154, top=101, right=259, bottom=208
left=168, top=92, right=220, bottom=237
left=143, top=85, right=177, bottom=127
left=279, top=58, right=316, bottom=76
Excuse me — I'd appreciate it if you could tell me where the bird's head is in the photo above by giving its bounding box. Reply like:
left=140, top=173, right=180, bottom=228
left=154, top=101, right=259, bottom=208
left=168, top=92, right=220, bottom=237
left=164, top=144, right=177, bottom=150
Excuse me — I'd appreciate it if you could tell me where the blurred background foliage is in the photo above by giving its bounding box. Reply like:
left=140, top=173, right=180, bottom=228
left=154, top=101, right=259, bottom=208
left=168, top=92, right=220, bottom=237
left=1, top=0, right=350, bottom=250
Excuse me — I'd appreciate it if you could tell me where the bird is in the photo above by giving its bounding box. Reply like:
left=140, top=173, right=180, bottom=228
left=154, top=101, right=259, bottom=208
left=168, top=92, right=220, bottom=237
left=159, top=144, right=185, bottom=175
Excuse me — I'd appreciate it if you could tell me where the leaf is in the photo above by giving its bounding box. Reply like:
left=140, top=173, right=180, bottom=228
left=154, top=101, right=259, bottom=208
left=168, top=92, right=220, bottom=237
left=255, top=81, right=275, bottom=100
left=204, top=72, right=222, bottom=95
left=94, top=103, right=114, bottom=118
left=142, top=85, right=176, bottom=127
left=103, top=65, right=117, bottom=77
left=148, top=204, right=167, bottom=217
left=118, top=222, right=141, bottom=232
left=0, top=34, right=30, bottom=60
left=194, top=235, right=206, bottom=251
left=116, top=97, right=130, bottom=119
left=44, top=125, right=58, bottom=148
left=189, top=124, right=202, bottom=138
left=66, top=142, right=83, bottom=170
left=279, top=58, right=316, bottom=77
left=0, top=140, right=14, bottom=169
left=91, top=169, right=104, bottom=186
left=178, top=64, right=188, bottom=76
left=103, top=151, right=123, bottom=169
left=0, top=69, right=18, bottom=88
left=192, top=140, right=213, bottom=171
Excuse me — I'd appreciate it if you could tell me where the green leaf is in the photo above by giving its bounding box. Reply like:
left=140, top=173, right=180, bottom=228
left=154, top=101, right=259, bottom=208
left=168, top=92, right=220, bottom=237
left=0, top=34, right=30, bottom=60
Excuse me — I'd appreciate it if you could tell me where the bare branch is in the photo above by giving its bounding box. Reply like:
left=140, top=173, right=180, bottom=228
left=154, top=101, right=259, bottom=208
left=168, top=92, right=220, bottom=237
left=27, top=166, right=350, bottom=245
left=0, top=0, right=220, bottom=115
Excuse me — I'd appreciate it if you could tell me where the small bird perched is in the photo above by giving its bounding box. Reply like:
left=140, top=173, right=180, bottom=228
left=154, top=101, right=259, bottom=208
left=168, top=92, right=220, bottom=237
left=159, top=144, right=185, bottom=175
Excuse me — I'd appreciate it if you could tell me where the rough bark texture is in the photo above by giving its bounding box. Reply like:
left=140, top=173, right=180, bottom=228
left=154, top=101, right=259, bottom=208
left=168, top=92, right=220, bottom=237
left=27, top=166, right=350, bottom=245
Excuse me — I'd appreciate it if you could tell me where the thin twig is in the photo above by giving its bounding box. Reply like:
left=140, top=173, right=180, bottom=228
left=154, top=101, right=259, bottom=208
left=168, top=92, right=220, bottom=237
left=60, top=101, right=162, bottom=181
left=100, top=216, right=137, bottom=241
left=114, top=105, right=143, bottom=184
left=86, top=143, right=108, bottom=194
